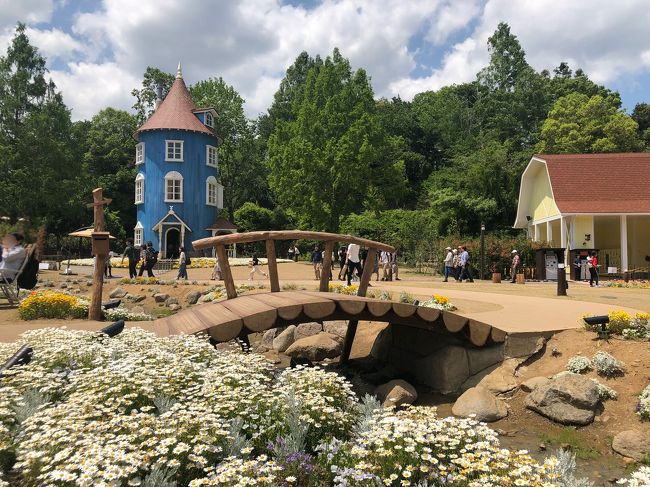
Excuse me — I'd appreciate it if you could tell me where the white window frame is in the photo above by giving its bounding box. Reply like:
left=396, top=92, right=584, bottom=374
left=164, top=171, right=183, bottom=203
left=134, top=222, right=143, bottom=247
left=165, top=140, right=184, bottom=162
left=206, top=145, right=218, bottom=167
left=135, top=142, right=145, bottom=165
left=134, top=173, right=144, bottom=204
left=217, top=182, right=224, bottom=209
left=205, top=112, right=214, bottom=128
left=206, top=176, right=218, bottom=206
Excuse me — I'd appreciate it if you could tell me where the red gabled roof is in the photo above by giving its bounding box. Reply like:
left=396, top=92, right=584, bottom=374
left=136, top=75, right=215, bottom=138
left=537, top=153, right=650, bottom=213
left=206, top=218, right=237, bottom=230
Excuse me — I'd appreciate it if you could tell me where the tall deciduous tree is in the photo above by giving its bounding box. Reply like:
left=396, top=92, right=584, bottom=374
left=268, top=49, right=406, bottom=231
left=538, top=93, right=643, bottom=153
left=82, top=108, right=138, bottom=232
left=190, top=77, right=271, bottom=216
left=131, top=67, right=174, bottom=124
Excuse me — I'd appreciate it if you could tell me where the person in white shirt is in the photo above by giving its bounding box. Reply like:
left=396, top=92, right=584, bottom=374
left=345, top=243, right=362, bottom=285
left=380, top=251, right=391, bottom=281
left=443, top=247, right=453, bottom=282
left=176, top=246, right=188, bottom=280
left=0, top=233, right=26, bottom=282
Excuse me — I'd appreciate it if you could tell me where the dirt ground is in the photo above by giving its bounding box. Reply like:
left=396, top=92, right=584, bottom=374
left=1, top=261, right=649, bottom=482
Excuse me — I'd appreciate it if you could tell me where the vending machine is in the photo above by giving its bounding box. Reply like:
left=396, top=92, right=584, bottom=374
left=545, top=251, right=558, bottom=281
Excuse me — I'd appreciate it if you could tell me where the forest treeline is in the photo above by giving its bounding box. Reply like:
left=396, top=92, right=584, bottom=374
left=1, top=22, right=648, bottom=258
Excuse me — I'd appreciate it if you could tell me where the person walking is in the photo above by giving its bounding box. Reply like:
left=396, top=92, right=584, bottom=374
left=0, top=232, right=26, bottom=282
left=290, top=244, right=300, bottom=262
left=337, top=246, right=347, bottom=280
left=510, top=249, right=520, bottom=283
left=588, top=250, right=599, bottom=287
left=452, top=248, right=461, bottom=281
left=443, top=246, right=453, bottom=282
left=176, top=246, right=188, bottom=280
left=104, top=250, right=115, bottom=278
left=346, top=242, right=362, bottom=286
left=311, top=245, right=323, bottom=280
left=249, top=253, right=268, bottom=281
left=390, top=250, right=400, bottom=281
left=459, top=246, right=474, bottom=282
left=120, top=238, right=138, bottom=279
left=138, top=241, right=157, bottom=277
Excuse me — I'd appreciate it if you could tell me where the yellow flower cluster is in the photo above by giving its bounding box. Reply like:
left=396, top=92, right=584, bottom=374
left=328, top=283, right=359, bottom=295
left=432, top=294, right=449, bottom=305
left=18, top=291, right=88, bottom=320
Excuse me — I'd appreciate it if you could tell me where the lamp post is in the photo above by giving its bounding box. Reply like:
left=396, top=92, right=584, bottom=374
left=480, top=222, right=485, bottom=280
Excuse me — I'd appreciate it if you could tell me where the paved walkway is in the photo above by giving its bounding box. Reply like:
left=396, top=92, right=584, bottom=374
left=376, top=284, right=644, bottom=333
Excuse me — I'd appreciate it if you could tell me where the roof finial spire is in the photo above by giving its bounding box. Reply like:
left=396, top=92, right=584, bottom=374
left=176, top=61, right=182, bottom=79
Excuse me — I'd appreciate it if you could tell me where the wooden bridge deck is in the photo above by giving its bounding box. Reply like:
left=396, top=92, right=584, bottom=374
left=155, top=291, right=507, bottom=347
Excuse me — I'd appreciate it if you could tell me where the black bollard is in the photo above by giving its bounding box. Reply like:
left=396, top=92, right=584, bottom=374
left=557, top=265, right=568, bottom=296
left=99, top=319, right=125, bottom=337
left=0, top=344, right=33, bottom=378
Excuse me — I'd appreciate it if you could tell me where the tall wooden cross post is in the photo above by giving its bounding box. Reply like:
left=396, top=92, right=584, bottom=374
left=87, top=188, right=112, bottom=321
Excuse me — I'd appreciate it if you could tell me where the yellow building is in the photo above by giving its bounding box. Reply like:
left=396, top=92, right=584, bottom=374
left=514, top=153, right=650, bottom=274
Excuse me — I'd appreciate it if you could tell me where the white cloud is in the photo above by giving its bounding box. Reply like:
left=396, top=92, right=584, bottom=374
left=0, top=0, right=55, bottom=28
left=50, top=62, right=140, bottom=120
left=3, top=0, right=650, bottom=120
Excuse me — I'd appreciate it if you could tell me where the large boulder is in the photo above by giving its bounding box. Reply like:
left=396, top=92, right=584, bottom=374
left=294, top=322, right=323, bottom=341
left=612, top=430, right=650, bottom=461
left=186, top=291, right=201, bottom=305
left=374, top=379, right=418, bottom=408
left=110, top=287, right=128, bottom=298
left=467, top=345, right=505, bottom=375
left=165, top=297, right=179, bottom=306
left=273, top=325, right=296, bottom=353
left=525, top=373, right=600, bottom=425
left=284, top=333, right=342, bottom=361
left=520, top=376, right=551, bottom=393
left=260, top=329, right=278, bottom=351
left=416, top=346, right=469, bottom=394
left=452, top=386, right=508, bottom=422
left=153, top=293, right=169, bottom=303
left=504, top=333, right=547, bottom=359
left=323, top=321, right=348, bottom=339
left=477, top=359, right=520, bottom=394
left=370, top=326, right=392, bottom=362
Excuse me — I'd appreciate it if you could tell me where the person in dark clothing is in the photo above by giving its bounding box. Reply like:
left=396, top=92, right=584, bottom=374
left=311, top=245, right=323, bottom=280
left=120, top=238, right=138, bottom=278
left=138, top=241, right=157, bottom=277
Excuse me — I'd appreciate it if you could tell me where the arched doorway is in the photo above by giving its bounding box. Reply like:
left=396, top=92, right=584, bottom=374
left=165, top=228, right=180, bottom=259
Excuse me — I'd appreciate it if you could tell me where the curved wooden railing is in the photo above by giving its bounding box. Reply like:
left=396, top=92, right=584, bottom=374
left=193, top=230, right=396, bottom=362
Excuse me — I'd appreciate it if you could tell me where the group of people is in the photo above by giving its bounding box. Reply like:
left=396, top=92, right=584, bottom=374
left=442, top=245, right=475, bottom=283
left=308, top=243, right=399, bottom=285
left=120, top=239, right=161, bottom=279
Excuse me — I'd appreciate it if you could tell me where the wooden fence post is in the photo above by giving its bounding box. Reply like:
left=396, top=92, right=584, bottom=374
left=216, top=244, right=237, bottom=299
left=266, top=239, right=280, bottom=292
left=319, top=241, right=334, bottom=292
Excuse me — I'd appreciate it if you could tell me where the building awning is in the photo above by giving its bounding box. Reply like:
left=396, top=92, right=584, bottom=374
left=152, top=206, right=192, bottom=233
left=206, top=217, right=237, bottom=231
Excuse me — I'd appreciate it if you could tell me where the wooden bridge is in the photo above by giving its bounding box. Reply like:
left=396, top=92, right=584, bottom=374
left=156, top=231, right=505, bottom=361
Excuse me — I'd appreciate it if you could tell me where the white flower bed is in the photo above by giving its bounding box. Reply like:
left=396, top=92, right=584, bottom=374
left=66, top=257, right=293, bottom=269
left=618, top=465, right=650, bottom=486
left=0, top=328, right=572, bottom=486
left=638, top=384, right=650, bottom=421
left=566, top=355, right=592, bottom=374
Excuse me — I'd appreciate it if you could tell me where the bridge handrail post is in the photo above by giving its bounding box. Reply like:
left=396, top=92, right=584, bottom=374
left=216, top=244, right=238, bottom=299
left=266, top=239, right=280, bottom=292
left=319, top=241, right=334, bottom=292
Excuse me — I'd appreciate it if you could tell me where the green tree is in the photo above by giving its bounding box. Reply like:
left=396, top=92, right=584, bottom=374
left=0, top=24, right=84, bottom=232
left=131, top=67, right=174, bottom=124
left=268, top=49, right=406, bottom=231
left=537, top=93, right=643, bottom=153
left=632, top=102, right=650, bottom=146
left=82, top=108, right=138, bottom=232
left=257, top=52, right=322, bottom=142
left=0, top=23, right=48, bottom=137
left=190, top=77, right=271, bottom=215
left=233, top=202, right=274, bottom=232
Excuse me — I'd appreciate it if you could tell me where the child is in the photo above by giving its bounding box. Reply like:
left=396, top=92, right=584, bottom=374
left=249, top=253, right=268, bottom=281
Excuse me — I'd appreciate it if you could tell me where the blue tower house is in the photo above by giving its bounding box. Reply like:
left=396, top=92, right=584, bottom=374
left=134, top=63, right=223, bottom=258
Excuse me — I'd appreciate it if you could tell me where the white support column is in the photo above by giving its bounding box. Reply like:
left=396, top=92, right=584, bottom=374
left=547, top=221, right=553, bottom=245
left=158, top=227, right=163, bottom=258
left=180, top=226, right=185, bottom=249
left=534, top=223, right=540, bottom=242
left=621, top=215, right=628, bottom=272
left=560, top=217, right=567, bottom=249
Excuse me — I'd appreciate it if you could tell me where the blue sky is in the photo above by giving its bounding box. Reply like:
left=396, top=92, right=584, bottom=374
left=1, top=0, right=649, bottom=120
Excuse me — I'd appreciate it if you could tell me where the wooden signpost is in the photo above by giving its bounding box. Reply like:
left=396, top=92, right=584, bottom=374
left=87, top=188, right=112, bottom=321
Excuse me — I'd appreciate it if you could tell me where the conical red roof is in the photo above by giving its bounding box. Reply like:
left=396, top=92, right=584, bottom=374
left=136, top=74, right=215, bottom=137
